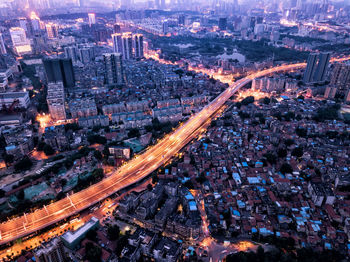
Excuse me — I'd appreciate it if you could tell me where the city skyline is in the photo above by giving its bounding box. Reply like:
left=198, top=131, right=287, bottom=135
left=0, top=0, right=349, bottom=261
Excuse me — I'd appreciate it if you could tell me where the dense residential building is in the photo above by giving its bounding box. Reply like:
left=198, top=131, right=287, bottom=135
left=47, top=82, right=66, bottom=121
left=0, top=92, right=30, bottom=109
left=34, top=238, right=67, bottom=262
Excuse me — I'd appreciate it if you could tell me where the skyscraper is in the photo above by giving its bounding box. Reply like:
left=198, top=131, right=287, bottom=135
left=122, top=33, right=133, bottom=60
left=313, top=52, right=331, bottom=82
left=103, top=53, right=124, bottom=86
left=303, top=53, right=318, bottom=83
left=112, top=33, right=123, bottom=53
left=0, top=33, right=7, bottom=55
left=133, top=34, right=144, bottom=59
left=43, top=58, right=75, bottom=88
left=303, top=52, right=331, bottom=83
left=88, top=13, right=96, bottom=27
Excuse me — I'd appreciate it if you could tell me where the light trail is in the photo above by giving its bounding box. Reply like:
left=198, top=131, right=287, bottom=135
left=0, top=56, right=349, bottom=245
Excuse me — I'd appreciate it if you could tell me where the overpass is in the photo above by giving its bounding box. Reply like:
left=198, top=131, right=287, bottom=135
left=0, top=56, right=348, bottom=245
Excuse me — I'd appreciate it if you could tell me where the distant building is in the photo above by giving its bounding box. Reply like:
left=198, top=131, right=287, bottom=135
left=0, top=33, right=7, bottom=55
left=43, top=58, right=75, bottom=87
left=122, top=33, right=133, bottom=60
left=113, top=23, right=121, bottom=33
left=47, top=82, right=66, bottom=121
left=112, top=33, right=123, bottom=53
left=45, top=23, right=59, bottom=39
left=103, top=53, right=124, bottom=86
left=78, top=44, right=95, bottom=64
left=88, top=13, right=96, bottom=26
left=326, top=62, right=350, bottom=101
left=218, top=17, right=228, bottom=31
left=64, top=46, right=79, bottom=64
left=34, top=238, right=67, bottom=262
left=133, top=34, right=144, bottom=58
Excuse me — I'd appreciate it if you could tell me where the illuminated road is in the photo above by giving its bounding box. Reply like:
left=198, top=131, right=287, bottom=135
left=0, top=56, right=348, bottom=245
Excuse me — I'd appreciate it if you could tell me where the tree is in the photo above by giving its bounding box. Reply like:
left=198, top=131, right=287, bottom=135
left=93, top=150, right=103, bottom=160
left=84, top=242, right=102, bottom=262
left=262, top=97, right=270, bottom=105
left=280, top=163, right=293, bottom=174
left=43, top=144, right=55, bottom=156
left=284, top=139, right=294, bottom=147
left=296, top=127, right=307, bottom=138
left=3, top=154, right=14, bottom=164
left=37, top=141, right=46, bottom=151
left=277, top=148, right=287, bottom=158
left=14, top=156, right=33, bottom=172
left=86, top=229, right=97, bottom=241
left=263, top=152, right=277, bottom=165
left=241, top=96, right=255, bottom=105
left=107, top=224, right=120, bottom=241
left=17, top=189, right=25, bottom=200
left=92, top=168, right=104, bottom=180
left=291, top=147, right=304, bottom=158
left=128, top=128, right=141, bottom=138
left=87, top=135, right=107, bottom=145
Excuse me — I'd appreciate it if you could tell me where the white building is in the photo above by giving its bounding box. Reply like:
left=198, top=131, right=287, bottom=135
left=0, top=92, right=30, bottom=109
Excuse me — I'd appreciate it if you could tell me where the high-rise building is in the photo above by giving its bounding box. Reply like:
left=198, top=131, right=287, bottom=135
left=133, top=34, right=144, bottom=59
left=34, top=238, right=67, bottom=262
left=10, top=27, right=32, bottom=55
left=303, top=53, right=318, bottom=83
left=103, top=53, right=124, bottom=86
left=113, top=23, right=121, bottom=33
left=45, top=23, right=59, bottom=39
left=0, top=33, right=6, bottom=55
left=18, top=18, right=28, bottom=33
left=313, top=52, right=331, bottom=82
left=325, top=62, right=350, bottom=101
left=122, top=33, right=133, bottom=60
left=46, top=82, right=66, bottom=121
left=10, top=27, right=27, bottom=46
left=88, top=13, right=96, bottom=26
left=78, top=44, right=95, bottom=64
left=303, top=52, right=331, bottom=83
left=64, top=46, right=79, bottom=63
left=160, top=0, right=166, bottom=9
left=162, top=20, right=169, bottom=35
left=178, top=14, right=186, bottom=25
left=43, top=58, right=75, bottom=88
left=112, top=33, right=123, bottom=53
left=219, top=17, right=228, bottom=31
left=30, top=12, right=41, bottom=32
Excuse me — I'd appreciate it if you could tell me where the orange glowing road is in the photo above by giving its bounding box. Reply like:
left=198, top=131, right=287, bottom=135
left=0, top=56, right=348, bottom=245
